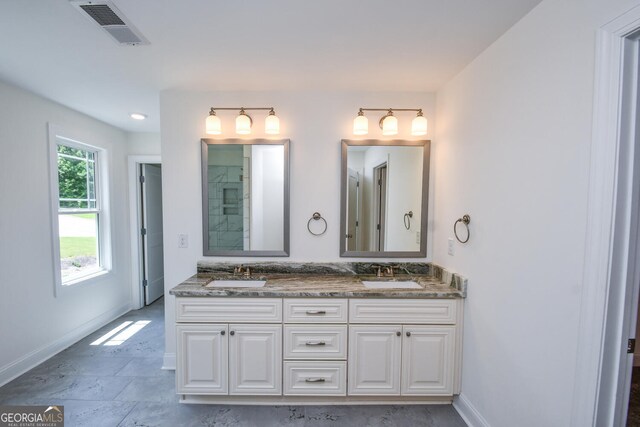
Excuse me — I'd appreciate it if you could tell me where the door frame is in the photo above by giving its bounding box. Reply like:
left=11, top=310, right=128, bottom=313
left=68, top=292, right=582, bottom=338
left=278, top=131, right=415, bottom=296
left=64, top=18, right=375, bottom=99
left=128, top=155, right=162, bottom=309
left=571, top=5, right=640, bottom=426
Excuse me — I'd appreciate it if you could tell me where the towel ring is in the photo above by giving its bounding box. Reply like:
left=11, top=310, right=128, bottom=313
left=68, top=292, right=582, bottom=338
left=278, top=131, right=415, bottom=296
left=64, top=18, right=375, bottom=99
left=454, top=214, right=471, bottom=243
left=307, top=212, right=327, bottom=236
left=403, top=211, right=413, bottom=230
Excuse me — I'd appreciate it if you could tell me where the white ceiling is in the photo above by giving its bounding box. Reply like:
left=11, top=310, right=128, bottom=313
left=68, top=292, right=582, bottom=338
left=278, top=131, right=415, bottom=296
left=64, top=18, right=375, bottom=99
left=0, top=0, right=542, bottom=132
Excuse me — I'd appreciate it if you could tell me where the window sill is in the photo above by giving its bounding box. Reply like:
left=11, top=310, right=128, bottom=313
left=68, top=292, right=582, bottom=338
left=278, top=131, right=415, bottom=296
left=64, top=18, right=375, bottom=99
left=56, top=269, right=111, bottom=296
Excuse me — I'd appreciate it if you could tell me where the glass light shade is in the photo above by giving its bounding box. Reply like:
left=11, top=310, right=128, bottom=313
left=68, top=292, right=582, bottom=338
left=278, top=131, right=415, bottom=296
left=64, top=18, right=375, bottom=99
left=381, top=115, right=398, bottom=136
left=265, top=114, right=280, bottom=135
left=206, top=114, right=222, bottom=135
left=411, top=115, right=428, bottom=136
left=236, top=113, right=252, bottom=135
left=353, top=115, right=369, bottom=135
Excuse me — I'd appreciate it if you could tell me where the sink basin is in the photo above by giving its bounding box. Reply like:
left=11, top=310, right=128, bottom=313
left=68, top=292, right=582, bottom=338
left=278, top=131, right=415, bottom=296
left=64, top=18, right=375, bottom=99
left=207, top=280, right=266, bottom=288
left=362, top=280, right=422, bottom=289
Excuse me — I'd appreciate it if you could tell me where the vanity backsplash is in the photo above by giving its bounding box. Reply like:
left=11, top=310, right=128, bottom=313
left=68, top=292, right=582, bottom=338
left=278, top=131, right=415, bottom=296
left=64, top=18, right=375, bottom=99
left=196, top=261, right=467, bottom=294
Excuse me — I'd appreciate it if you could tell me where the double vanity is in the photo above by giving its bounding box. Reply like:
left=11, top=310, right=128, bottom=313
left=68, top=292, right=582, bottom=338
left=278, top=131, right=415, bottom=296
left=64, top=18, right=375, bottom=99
left=170, top=262, right=466, bottom=405
left=179, top=138, right=465, bottom=404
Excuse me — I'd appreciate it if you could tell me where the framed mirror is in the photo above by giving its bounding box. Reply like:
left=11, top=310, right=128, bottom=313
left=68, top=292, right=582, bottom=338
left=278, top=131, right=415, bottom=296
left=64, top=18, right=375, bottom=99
left=201, top=138, right=290, bottom=256
left=340, top=139, right=430, bottom=257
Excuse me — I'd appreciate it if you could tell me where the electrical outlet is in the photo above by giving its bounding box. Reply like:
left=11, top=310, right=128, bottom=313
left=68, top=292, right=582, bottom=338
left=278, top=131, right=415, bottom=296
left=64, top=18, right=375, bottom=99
left=416, top=231, right=421, bottom=244
left=448, top=238, right=454, bottom=256
left=178, top=234, right=188, bottom=248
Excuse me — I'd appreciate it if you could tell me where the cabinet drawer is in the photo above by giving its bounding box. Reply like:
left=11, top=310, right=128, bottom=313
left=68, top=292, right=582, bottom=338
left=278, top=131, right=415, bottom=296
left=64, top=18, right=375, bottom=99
left=284, top=299, right=348, bottom=323
left=349, top=299, right=457, bottom=324
left=284, top=325, right=347, bottom=359
left=176, top=298, right=282, bottom=323
left=283, top=361, right=346, bottom=396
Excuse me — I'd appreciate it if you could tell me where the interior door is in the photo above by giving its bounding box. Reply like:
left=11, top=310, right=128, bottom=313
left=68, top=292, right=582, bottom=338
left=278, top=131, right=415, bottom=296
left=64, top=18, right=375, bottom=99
left=373, top=163, right=388, bottom=251
left=346, top=168, right=360, bottom=251
left=141, top=164, right=164, bottom=305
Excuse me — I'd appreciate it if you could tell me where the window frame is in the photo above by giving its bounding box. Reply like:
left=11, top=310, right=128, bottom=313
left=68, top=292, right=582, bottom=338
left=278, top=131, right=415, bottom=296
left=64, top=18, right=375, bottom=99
left=48, top=124, right=112, bottom=295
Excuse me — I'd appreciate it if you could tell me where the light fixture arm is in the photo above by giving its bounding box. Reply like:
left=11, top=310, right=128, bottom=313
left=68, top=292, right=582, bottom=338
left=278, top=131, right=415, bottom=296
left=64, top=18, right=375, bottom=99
left=208, top=107, right=276, bottom=112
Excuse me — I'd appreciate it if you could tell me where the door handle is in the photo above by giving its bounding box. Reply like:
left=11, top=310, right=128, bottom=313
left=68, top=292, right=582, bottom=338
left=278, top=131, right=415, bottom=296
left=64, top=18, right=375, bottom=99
left=305, top=341, right=326, bottom=346
left=221, top=330, right=226, bottom=336
left=230, top=331, right=235, bottom=336
left=305, top=310, right=326, bottom=315
left=305, top=378, right=326, bottom=383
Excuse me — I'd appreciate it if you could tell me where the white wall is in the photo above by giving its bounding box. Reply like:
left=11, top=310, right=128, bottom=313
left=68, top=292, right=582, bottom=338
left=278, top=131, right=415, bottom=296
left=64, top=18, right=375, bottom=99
left=250, top=145, right=284, bottom=251
left=160, top=89, right=436, bottom=365
left=0, top=80, right=134, bottom=385
left=433, top=0, right=640, bottom=426
left=127, top=132, right=161, bottom=156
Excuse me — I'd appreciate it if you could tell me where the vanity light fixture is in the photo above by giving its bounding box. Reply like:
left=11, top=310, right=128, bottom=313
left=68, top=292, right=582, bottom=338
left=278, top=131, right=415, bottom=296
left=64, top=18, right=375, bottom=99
left=205, top=107, right=280, bottom=136
left=353, top=108, right=428, bottom=136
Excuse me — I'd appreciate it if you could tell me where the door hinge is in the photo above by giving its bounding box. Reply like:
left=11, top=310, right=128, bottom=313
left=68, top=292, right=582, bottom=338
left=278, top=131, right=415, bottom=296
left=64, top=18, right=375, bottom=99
left=139, top=175, right=145, bottom=183
left=356, top=181, right=360, bottom=188
left=355, top=220, right=359, bottom=227
left=143, top=279, right=148, bottom=287
left=628, top=338, right=636, bottom=354
left=141, top=228, right=147, bottom=236
left=378, top=179, right=381, bottom=185
left=376, top=224, right=380, bottom=230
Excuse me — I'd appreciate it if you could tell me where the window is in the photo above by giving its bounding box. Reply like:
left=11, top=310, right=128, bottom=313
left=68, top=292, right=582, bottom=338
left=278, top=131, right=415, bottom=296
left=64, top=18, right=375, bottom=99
left=49, top=127, right=110, bottom=291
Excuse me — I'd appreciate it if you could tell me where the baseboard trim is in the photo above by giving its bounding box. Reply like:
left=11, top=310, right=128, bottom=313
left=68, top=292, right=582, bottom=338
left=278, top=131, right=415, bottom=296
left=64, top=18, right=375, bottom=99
left=163, top=352, right=176, bottom=370
left=453, top=394, right=490, bottom=427
left=0, top=302, right=131, bottom=387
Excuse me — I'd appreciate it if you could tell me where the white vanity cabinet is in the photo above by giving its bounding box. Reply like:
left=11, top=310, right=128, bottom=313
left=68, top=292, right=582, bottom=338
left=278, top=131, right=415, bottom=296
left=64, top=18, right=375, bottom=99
left=283, top=298, right=348, bottom=397
left=175, top=298, right=283, bottom=396
left=174, top=296, right=463, bottom=404
left=348, top=299, right=459, bottom=397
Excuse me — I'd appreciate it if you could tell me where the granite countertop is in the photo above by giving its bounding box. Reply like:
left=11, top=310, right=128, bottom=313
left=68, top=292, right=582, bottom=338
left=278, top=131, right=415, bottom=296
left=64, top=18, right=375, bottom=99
left=169, top=262, right=466, bottom=299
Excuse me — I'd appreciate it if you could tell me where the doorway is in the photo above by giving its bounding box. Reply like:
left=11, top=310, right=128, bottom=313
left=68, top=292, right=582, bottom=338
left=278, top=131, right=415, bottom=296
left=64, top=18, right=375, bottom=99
left=140, top=164, right=164, bottom=305
left=373, top=163, right=388, bottom=251
left=573, top=8, right=640, bottom=426
left=346, top=168, right=360, bottom=251
left=128, top=155, right=163, bottom=309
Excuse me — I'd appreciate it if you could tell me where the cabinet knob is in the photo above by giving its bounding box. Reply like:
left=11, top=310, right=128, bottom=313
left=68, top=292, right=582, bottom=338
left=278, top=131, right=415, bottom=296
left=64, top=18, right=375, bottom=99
left=396, top=331, right=401, bottom=336
left=406, top=331, right=411, bottom=337
left=221, top=330, right=226, bottom=336
left=230, top=331, right=235, bottom=336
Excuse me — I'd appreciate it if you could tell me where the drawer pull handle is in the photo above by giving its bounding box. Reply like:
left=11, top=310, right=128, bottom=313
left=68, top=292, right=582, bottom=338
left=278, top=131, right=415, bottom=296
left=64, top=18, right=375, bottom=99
left=305, top=310, right=327, bottom=315
left=305, top=378, right=326, bottom=383
left=305, top=341, right=326, bottom=346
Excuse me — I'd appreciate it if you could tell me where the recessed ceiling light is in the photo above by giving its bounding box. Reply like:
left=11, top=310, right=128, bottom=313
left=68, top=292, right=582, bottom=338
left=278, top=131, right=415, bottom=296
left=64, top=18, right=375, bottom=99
left=130, top=113, right=147, bottom=120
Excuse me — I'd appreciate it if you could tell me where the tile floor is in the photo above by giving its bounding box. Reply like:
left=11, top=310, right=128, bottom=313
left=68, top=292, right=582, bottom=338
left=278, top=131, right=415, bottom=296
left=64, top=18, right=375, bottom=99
left=0, top=297, right=468, bottom=426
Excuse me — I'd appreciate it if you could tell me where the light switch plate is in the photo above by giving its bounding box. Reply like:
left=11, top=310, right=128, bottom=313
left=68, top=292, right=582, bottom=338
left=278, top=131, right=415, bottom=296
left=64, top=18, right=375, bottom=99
left=448, top=238, right=454, bottom=256
left=178, top=234, right=188, bottom=248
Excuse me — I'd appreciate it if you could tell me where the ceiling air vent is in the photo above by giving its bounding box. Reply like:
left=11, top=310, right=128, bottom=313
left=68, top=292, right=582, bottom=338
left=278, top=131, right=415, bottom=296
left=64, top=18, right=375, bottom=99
left=70, top=1, right=149, bottom=46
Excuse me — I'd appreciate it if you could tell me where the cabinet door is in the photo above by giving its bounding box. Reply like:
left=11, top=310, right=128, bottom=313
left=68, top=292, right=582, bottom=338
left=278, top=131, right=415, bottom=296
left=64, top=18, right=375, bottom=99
left=348, top=325, right=402, bottom=395
left=229, top=324, right=282, bottom=395
left=176, top=324, right=228, bottom=395
left=401, top=325, right=455, bottom=395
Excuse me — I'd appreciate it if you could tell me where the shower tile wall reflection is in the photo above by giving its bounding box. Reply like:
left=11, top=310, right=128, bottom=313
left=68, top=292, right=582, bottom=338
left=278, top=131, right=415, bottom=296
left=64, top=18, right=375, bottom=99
left=207, top=146, right=247, bottom=250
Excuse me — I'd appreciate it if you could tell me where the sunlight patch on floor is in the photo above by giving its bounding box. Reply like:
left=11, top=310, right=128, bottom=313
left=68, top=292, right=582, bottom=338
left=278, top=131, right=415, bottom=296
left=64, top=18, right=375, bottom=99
left=90, top=320, right=151, bottom=346
left=103, top=320, right=151, bottom=346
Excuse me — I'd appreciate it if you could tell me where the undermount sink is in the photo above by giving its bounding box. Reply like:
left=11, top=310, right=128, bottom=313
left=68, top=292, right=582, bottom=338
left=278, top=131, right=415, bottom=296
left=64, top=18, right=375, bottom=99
left=207, top=280, right=267, bottom=288
left=361, top=280, right=422, bottom=289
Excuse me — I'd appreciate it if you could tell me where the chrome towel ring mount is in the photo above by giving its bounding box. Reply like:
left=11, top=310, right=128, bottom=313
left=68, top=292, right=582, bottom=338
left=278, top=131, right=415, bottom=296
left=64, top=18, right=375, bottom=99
left=454, top=214, right=471, bottom=243
left=307, top=212, right=328, bottom=236
left=403, top=211, right=413, bottom=230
